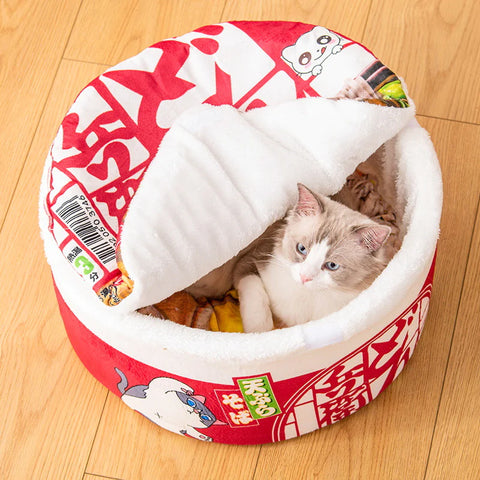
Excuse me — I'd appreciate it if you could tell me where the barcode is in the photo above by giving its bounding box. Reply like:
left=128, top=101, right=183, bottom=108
left=56, top=195, right=116, bottom=265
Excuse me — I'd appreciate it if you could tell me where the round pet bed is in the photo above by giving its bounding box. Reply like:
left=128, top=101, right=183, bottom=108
left=39, top=21, right=442, bottom=444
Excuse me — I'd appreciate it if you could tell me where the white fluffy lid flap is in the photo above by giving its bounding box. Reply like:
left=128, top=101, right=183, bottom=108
left=117, top=97, right=415, bottom=312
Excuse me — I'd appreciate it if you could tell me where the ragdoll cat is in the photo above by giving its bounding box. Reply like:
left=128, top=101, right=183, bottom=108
left=187, top=184, right=392, bottom=333
left=115, top=368, right=225, bottom=441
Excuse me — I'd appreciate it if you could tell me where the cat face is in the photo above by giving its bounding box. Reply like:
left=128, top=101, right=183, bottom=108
left=175, top=390, right=218, bottom=427
left=281, top=27, right=342, bottom=75
left=278, top=184, right=391, bottom=291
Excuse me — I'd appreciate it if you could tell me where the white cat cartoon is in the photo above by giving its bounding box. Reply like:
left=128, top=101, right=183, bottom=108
left=282, top=27, right=343, bottom=77
left=115, top=368, right=226, bottom=441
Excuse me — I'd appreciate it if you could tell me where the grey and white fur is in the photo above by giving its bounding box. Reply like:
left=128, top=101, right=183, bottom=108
left=187, top=184, right=392, bottom=333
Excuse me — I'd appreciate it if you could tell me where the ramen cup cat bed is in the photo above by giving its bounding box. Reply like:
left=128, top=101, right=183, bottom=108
left=39, top=21, right=442, bottom=444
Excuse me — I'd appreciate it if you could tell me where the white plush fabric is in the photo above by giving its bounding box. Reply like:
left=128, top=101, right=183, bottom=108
left=40, top=112, right=442, bottom=369
left=118, top=97, right=416, bottom=312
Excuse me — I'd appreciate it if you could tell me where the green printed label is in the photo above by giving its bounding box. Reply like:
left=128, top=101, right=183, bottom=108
left=237, top=375, right=281, bottom=419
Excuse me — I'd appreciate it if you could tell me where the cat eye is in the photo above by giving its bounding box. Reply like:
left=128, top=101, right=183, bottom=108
left=298, top=52, right=311, bottom=65
left=296, top=243, right=308, bottom=256
left=317, top=35, right=331, bottom=45
left=324, top=261, right=340, bottom=271
left=201, top=414, right=212, bottom=421
left=186, top=398, right=196, bottom=407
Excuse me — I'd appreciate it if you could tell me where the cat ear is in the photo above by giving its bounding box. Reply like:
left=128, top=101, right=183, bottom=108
left=354, top=225, right=391, bottom=252
left=281, top=44, right=295, bottom=63
left=295, top=183, right=324, bottom=216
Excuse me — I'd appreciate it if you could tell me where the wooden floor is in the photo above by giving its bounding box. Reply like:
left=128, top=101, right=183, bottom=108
left=1, top=1, right=479, bottom=479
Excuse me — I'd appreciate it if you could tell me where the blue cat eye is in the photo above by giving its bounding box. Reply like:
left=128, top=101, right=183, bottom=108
left=324, top=261, right=340, bottom=271
left=296, top=243, right=308, bottom=256
left=186, top=398, right=196, bottom=407
left=200, top=414, right=211, bottom=421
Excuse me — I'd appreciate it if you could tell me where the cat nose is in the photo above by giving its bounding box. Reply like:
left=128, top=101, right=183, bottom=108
left=300, top=274, right=312, bottom=284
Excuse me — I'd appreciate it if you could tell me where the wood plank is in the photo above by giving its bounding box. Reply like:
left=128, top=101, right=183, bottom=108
left=363, top=0, right=480, bottom=124
left=424, top=198, right=480, bottom=478
left=65, top=0, right=227, bottom=65
left=252, top=117, right=480, bottom=480
left=221, top=0, right=371, bottom=41
left=0, top=60, right=109, bottom=480
left=84, top=474, right=125, bottom=480
left=0, top=0, right=82, bottom=227
left=86, top=393, right=260, bottom=480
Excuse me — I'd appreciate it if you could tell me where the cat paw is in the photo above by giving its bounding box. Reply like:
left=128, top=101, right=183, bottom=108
left=312, top=64, right=323, bottom=76
left=237, top=275, right=274, bottom=332
left=332, top=45, right=342, bottom=54
left=241, top=305, right=274, bottom=333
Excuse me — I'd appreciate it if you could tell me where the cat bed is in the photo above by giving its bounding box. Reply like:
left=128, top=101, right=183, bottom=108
left=39, top=21, right=442, bottom=444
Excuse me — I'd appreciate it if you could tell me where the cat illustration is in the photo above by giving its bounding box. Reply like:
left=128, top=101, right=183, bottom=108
left=282, top=26, right=343, bottom=77
left=115, top=368, right=225, bottom=441
left=187, top=184, right=392, bottom=332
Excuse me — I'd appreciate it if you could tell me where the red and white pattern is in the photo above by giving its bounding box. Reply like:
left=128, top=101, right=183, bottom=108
left=43, top=21, right=379, bottom=297
left=55, top=257, right=436, bottom=445
left=272, top=280, right=432, bottom=441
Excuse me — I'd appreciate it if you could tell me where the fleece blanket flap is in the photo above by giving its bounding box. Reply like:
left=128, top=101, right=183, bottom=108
left=118, top=97, right=415, bottom=312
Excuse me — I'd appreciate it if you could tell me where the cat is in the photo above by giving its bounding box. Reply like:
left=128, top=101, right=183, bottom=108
left=115, top=368, right=225, bottom=441
left=281, top=26, right=343, bottom=77
left=187, top=184, right=392, bottom=333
